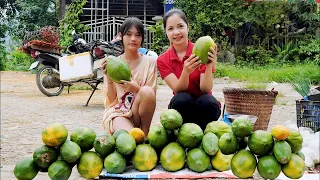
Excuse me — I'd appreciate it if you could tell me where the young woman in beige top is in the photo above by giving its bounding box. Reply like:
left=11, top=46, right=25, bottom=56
left=101, top=17, right=157, bottom=135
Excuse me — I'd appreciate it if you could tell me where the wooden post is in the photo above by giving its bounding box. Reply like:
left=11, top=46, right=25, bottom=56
left=113, top=17, right=116, bottom=37
left=95, top=0, right=98, bottom=40
left=58, top=0, right=66, bottom=20
left=126, top=0, right=128, bottom=16
left=107, top=0, right=109, bottom=41
left=235, top=29, right=238, bottom=54
left=144, top=0, right=146, bottom=25
left=90, top=0, right=93, bottom=41
left=102, top=0, right=104, bottom=40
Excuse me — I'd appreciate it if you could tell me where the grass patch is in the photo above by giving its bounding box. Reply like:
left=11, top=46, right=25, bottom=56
left=277, top=92, right=284, bottom=98
left=67, top=85, right=93, bottom=91
left=242, top=83, right=268, bottom=90
left=274, top=92, right=285, bottom=105
left=215, top=63, right=320, bottom=84
left=157, top=77, right=165, bottom=85
left=4, top=49, right=34, bottom=71
left=279, top=102, right=287, bottom=106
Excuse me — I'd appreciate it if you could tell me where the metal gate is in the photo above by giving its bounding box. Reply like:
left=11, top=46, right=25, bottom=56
left=81, top=16, right=156, bottom=50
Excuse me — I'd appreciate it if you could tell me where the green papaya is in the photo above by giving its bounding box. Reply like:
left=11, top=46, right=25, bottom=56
left=202, top=132, right=219, bottom=156
left=231, top=117, right=253, bottom=138
left=218, top=133, right=238, bottom=155
left=192, top=36, right=217, bottom=64
left=273, top=141, right=292, bottom=164
left=106, top=55, right=131, bottom=83
left=286, top=129, right=303, bottom=153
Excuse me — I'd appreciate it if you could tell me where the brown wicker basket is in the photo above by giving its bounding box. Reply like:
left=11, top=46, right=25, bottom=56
left=223, top=87, right=278, bottom=130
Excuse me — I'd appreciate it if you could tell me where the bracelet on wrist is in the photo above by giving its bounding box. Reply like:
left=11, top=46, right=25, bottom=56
left=107, top=81, right=113, bottom=84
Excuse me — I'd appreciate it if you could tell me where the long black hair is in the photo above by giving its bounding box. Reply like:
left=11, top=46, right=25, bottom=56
left=163, top=8, right=188, bottom=30
left=119, top=17, right=144, bottom=52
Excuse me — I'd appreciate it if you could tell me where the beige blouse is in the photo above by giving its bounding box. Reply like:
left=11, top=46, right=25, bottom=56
left=102, top=55, right=157, bottom=134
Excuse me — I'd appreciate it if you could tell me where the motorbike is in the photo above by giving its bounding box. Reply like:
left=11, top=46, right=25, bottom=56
left=24, top=30, right=121, bottom=106
left=23, top=28, right=158, bottom=106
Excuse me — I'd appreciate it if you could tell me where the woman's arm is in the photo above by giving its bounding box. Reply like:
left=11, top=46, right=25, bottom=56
left=105, top=75, right=117, bottom=102
left=164, top=72, right=189, bottom=94
left=145, top=57, right=158, bottom=94
left=163, top=54, right=201, bottom=94
left=200, top=65, right=214, bottom=94
left=101, top=59, right=117, bottom=102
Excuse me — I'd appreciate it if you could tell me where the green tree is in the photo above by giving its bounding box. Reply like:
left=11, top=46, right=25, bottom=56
left=1, top=0, right=58, bottom=41
left=1, top=0, right=17, bottom=70
left=58, top=0, right=89, bottom=48
left=0, top=44, right=6, bottom=70
left=148, top=20, right=169, bottom=55
left=0, top=0, right=17, bottom=18
left=289, top=0, right=319, bottom=34
left=174, top=0, right=249, bottom=43
left=1, top=0, right=17, bottom=40
left=246, top=1, right=290, bottom=46
left=13, top=0, right=58, bottom=40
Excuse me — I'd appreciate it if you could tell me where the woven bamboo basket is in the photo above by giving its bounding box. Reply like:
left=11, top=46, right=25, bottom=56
left=223, top=87, right=278, bottom=130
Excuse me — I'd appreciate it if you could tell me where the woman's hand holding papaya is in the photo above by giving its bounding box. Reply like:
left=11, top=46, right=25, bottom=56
left=101, top=58, right=113, bottom=84
left=182, top=54, right=201, bottom=76
left=207, top=47, right=217, bottom=69
left=119, top=80, right=140, bottom=93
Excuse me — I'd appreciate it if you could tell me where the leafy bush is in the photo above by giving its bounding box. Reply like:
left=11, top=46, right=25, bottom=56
left=298, top=38, right=320, bottom=65
left=5, top=49, right=34, bottom=71
left=147, top=20, right=169, bottom=55
left=59, top=0, right=89, bottom=48
left=236, top=46, right=273, bottom=66
left=289, top=0, right=320, bottom=34
left=175, top=0, right=248, bottom=43
left=246, top=1, right=290, bottom=37
left=0, top=44, right=6, bottom=70
left=272, top=42, right=300, bottom=63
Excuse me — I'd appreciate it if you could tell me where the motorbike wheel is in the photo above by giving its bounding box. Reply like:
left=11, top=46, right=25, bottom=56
left=36, top=66, right=64, bottom=96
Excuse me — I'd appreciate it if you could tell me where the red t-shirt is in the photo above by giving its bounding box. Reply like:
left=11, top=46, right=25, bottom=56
left=157, top=40, right=215, bottom=99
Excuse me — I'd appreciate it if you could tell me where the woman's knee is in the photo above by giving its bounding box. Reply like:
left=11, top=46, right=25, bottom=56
left=138, top=86, right=156, bottom=100
left=196, top=94, right=220, bottom=109
left=169, top=92, right=196, bottom=123
left=112, top=117, right=134, bottom=133
left=170, top=92, right=194, bottom=107
left=196, top=94, right=221, bottom=121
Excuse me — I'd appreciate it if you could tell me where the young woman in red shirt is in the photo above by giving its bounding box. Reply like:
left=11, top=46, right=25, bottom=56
left=157, top=9, right=221, bottom=130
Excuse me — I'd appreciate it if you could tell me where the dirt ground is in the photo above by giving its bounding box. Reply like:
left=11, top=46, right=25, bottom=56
left=1, top=71, right=302, bottom=179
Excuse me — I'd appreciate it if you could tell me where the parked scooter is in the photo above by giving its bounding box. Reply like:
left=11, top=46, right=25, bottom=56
left=23, top=28, right=158, bottom=105
left=23, top=30, right=121, bottom=105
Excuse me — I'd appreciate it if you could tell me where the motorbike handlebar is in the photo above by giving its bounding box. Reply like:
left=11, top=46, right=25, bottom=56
left=69, top=31, right=122, bottom=57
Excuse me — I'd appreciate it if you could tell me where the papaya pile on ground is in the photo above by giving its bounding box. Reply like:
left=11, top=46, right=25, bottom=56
left=153, top=109, right=305, bottom=179
left=14, top=122, right=103, bottom=180
left=109, top=109, right=305, bottom=179
left=14, top=109, right=306, bottom=179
